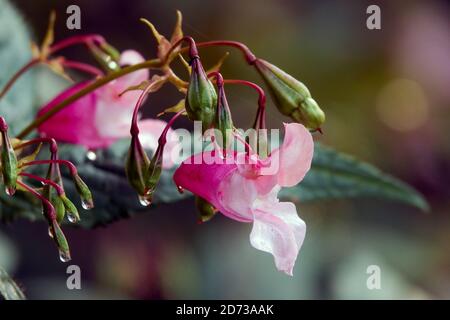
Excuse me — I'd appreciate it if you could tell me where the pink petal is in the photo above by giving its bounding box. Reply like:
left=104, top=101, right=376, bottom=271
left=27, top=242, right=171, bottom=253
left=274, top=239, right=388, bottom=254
left=173, top=152, right=253, bottom=222
left=272, top=123, right=314, bottom=187
left=218, top=170, right=257, bottom=222
left=250, top=189, right=306, bottom=276
left=112, top=50, right=149, bottom=95
left=37, top=81, right=112, bottom=149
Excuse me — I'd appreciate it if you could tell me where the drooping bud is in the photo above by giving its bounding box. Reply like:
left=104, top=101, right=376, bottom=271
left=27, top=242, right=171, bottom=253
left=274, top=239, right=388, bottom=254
left=254, top=59, right=325, bottom=130
left=195, top=196, right=217, bottom=223
left=142, top=144, right=164, bottom=206
left=60, top=194, right=80, bottom=223
left=52, top=195, right=66, bottom=224
left=0, top=117, right=18, bottom=196
left=72, top=174, right=94, bottom=210
left=125, top=134, right=150, bottom=199
left=51, top=220, right=71, bottom=262
left=214, top=79, right=234, bottom=149
left=186, top=57, right=217, bottom=131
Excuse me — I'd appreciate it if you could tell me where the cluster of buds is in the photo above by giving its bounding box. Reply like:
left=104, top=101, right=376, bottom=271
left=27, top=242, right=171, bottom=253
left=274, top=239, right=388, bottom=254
left=0, top=116, right=93, bottom=262
left=0, top=11, right=325, bottom=269
left=122, top=13, right=325, bottom=220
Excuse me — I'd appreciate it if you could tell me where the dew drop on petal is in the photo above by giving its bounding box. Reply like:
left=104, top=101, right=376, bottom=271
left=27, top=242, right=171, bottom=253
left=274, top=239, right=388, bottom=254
left=59, top=250, right=71, bottom=263
left=86, top=150, right=97, bottom=161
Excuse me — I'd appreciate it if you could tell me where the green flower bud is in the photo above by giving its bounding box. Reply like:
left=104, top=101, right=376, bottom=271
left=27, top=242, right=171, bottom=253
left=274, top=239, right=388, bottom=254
left=254, top=59, right=325, bottom=130
left=0, top=118, right=18, bottom=196
left=51, top=220, right=71, bottom=262
left=186, top=57, right=217, bottom=131
left=195, top=196, right=217, bottom=223
left=142, top=145, right=164, bottom=205
left=214, top=84, right=234, bottom=149
left=52, top=195, right=66, bottom=224
left=60, top=194, right=80, bottom=223
left=72, top=174, right=94, bottom=210
left=125, top=134, right=150, bottom=197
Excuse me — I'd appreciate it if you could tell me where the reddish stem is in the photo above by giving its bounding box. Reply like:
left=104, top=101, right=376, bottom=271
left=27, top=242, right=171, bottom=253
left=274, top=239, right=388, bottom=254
left=223, top=79, right=266, bottom=129
left=159, top=109, right=185, bottom=145
left=165, top=36, right=199, bottom=62
left=0, top=34, right=105, bottom=101
left=61, top=60, right=104, bottom=77
left=19, top=172, right=65, bottom=196
left=196, top=41, right=257, bottom=65
left=14, top=137, right=58, bottom=154
left=0, top=59, right=40, bottom=99
left=207, top=71, right=224, bottom=87
left=49, top=34, right=105, bottom=54
left=21, top=159, right=78, bottom=176
left=130, top=83, right=155, bottom=136
left=17, top=180, right=56, bottom=221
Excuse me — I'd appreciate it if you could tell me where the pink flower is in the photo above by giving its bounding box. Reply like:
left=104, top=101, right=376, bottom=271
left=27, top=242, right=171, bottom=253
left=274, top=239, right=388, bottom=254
left=38, top=50, right=178, bottom=168
left=173, top=123, right=314, bottom=275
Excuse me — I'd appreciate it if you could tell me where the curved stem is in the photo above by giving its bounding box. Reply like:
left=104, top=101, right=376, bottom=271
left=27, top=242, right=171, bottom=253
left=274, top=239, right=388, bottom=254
left=164, top=36, right=199, bottom=64
left=207, top=71, right=224, bottom=87
left=223, top=79, right=266, bottom=129
left=130, top=82, right=157, bottom=136
left=20, top=159, right=78, bottom=176
left=17, top=180, right=56, bottom=221
left=61, top=60, right=104, bottom=77
left=194, top=41, right=257, bottom=65
left=19, top=172, right=64, bottom=196
left=159, top=109, right=185, bottom=145
left=48, top=34, right=105, bottom=54
left=17, top=59, right=162, bottom=139
left=1, top=35, right=105, bottom=101
left=14, top=137, right=58, bottom=154
left=0, top=59, right=39, bottom=100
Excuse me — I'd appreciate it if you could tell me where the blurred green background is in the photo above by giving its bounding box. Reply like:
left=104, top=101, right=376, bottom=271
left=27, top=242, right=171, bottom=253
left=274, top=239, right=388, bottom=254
left=1, top=0, right=449, bottom=299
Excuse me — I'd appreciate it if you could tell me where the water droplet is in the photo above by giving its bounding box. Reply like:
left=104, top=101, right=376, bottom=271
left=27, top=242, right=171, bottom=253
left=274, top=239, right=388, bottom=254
left=48, top=227, right=54, bottom=238
left=86, top=150, right=97, bottom=161
left=177, top=185, right=184, bottom=194
left=67, top=212, right=77, bottom=223
left=81, top=199, right=94, bottom=210
left=5, top=187, right=15, bottom=196
left=138, top=194, right=152, bottom=207
left=59, top=250, right=71, bottom=263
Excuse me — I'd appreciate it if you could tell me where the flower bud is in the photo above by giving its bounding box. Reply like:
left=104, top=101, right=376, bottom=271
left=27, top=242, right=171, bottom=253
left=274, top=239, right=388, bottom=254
left=186, top=57, right=217, bottom=131
left=214, top=84, right=234, bottom=149
left=52, top=195, right=66, bottom=224
left=125, top=134, right=150, bottom=197
left=142, top=144, right=164, bottom=204
left=254, top=59, right=325, bottom=130
left=51, top=220, right=71, bottom=262
left=60, top=194, right=80, bottom=223
left=72, top=174, right=94, bottom=210
left=0, top=118, right=18, bottom=196
left=195, top=196, right=217, bottom=223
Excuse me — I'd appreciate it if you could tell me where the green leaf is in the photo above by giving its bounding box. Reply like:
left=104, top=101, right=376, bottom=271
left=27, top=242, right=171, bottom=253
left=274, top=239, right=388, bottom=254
left=280, top=144, right=429, bottom=211
left=0, top=267, right=25, bottom=300
left=0, top=0, right=35, bottom=136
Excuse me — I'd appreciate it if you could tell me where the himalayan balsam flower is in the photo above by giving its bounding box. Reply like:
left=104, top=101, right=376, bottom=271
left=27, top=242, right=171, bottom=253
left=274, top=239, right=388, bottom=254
left=174, top=123, right=314, bottom=275
left=38, top=50, right=179, bottom=168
